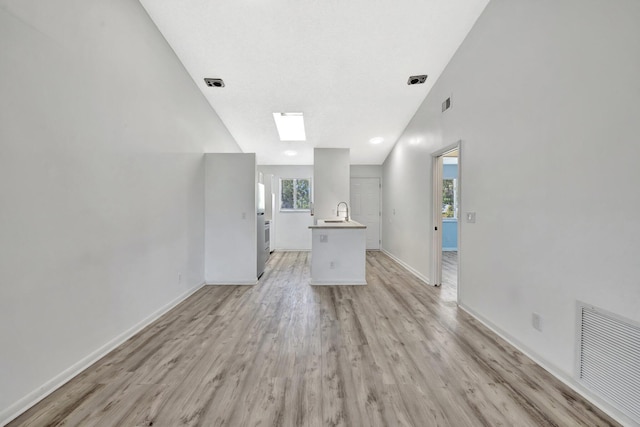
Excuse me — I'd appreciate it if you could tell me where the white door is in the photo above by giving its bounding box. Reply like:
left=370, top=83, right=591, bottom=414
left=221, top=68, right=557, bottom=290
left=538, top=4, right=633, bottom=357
left=350, top=178, right=380, bottom=250
left=432, top=155, right=443, bottom=286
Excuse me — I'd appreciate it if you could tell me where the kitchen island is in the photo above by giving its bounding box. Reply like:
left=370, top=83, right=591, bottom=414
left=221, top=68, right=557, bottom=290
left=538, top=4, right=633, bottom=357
left=308, top=219, right=367, bottom=285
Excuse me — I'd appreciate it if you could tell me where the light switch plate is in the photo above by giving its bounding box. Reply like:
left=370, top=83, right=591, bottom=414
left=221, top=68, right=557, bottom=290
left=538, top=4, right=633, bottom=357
left=466, top=212, right=476, bottom=223
left=320, top=234, right=328, bottom=243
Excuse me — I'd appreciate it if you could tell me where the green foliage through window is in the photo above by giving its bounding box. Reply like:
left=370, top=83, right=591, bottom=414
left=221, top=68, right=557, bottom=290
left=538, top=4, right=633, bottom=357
left=442, top=179, right=456, bottom=218
left=281, top=178, right=311, bottom=210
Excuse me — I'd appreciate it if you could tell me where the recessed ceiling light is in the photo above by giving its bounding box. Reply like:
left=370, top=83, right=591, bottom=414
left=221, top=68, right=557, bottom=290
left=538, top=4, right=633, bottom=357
left=369, top=137, right=384, bottom=145
left=204, top=78, right=225, bottom=87
left=284, top=150, right=297, bottom=156
left=273, top=112, right=306, bottom=141
left=407, top=75, right=428, bottom=85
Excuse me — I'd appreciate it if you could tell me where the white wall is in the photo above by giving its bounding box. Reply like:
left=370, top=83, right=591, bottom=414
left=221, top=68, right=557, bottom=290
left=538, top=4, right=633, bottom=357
left=205, top=154, right=257, bottom=284
left=0, top=1, right=240, bottom=423
left=382, top=0, right=640, bottom=423
left=258, top=165, right=314, bottom=250
left=350, top=165, right=383, bottom=179
left=314, top=148, right=351, bottom=220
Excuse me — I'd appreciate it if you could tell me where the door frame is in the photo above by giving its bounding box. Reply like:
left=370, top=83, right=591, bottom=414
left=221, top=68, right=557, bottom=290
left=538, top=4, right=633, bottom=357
left=431, top=141, right=462, bottom=303
left=350, top=176, right=381, bottom=250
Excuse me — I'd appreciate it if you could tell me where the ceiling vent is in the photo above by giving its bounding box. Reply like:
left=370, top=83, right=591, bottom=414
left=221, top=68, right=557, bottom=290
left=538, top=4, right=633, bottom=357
left=204, top=78, right=225, bottom=88
left=407, top=75, right=428, bottom=85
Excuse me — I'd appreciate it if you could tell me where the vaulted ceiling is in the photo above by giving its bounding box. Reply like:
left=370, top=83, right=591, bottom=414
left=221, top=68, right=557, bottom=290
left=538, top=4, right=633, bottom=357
left=139, top=0, right=489, bottom=164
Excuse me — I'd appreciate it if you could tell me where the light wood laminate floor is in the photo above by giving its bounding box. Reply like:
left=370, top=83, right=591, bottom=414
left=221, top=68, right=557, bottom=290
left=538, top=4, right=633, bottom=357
left=10, top=251, right=618, bottom=426
left=441, top=251, right=457, bottom=302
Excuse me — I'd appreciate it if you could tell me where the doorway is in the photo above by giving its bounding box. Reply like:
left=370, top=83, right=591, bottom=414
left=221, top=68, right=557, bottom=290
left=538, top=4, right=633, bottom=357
left=350, top=177, right=381, bottom=250
left=432, top=143, right=460, bottom=302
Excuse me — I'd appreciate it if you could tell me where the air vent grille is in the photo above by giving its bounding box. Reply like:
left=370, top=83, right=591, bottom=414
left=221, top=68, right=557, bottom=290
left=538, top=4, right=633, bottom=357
left=579, top=303, right=640, bottom=423
left=442, top=97, right=451, bottom=112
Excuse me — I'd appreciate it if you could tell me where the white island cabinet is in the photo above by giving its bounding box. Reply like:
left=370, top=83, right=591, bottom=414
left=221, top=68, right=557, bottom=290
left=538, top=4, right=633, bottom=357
left=309, top=220, right=367, bottom=285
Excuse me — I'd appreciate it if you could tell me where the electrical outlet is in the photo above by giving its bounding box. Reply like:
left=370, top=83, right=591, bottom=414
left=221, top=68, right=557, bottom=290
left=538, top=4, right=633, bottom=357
left=330, top=261, right=335, bottom=269
left=532, top=312, right=542, bottom=331
left=178, top=272, right=182, bottom=285
left=242, top=212, right=246, bottom=219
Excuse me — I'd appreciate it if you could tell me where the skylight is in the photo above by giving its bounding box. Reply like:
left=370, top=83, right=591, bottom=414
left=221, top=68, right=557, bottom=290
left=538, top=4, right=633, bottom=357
left=273, top=113, right=306, bottom=141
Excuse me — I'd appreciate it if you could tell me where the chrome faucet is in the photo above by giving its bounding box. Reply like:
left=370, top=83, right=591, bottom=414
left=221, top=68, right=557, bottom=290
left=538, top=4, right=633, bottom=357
left=337, top=201, right=350, bottom=221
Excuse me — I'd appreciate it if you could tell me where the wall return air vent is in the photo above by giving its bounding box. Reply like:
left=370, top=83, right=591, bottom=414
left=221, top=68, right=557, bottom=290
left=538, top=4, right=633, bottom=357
left=577, top=302, right=640, bottom=424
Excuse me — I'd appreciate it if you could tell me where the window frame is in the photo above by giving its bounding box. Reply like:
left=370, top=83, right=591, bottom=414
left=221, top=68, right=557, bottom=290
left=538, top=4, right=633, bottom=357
left=279, top=177, right=312, bottom=212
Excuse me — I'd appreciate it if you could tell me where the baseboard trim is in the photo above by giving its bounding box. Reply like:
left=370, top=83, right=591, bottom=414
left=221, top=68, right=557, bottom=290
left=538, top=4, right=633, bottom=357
left=458, top=303, right=633, bottom=427
left=273, top=249, right=311, bottom=252
left=380, top=249, right=430, bottom=285
left=205, top=280, right=257, bottom=286
left=0, top=281, right=205, bottom=427
left=310, top=281, right=367, bottom=286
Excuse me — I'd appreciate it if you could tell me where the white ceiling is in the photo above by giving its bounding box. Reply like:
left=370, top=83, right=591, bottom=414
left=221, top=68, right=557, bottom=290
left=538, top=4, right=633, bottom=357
left=139, top=0, right=489, bottom=165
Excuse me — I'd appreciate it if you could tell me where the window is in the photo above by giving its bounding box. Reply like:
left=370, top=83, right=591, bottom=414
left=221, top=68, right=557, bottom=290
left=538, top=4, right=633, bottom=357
left=442, top=157, right=458, bottom=219
left=442, top=178, right=457, bottom=218
left=280, top=178, right=311, bottom=211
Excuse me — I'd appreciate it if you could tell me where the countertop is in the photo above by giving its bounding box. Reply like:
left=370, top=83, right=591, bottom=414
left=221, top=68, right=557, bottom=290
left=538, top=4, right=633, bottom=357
left=309, top=219, right=367, bottom=229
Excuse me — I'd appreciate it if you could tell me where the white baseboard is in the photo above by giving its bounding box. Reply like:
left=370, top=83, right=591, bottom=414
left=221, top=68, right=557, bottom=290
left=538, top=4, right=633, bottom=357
left=310, top=281, right=367, bottom=286
left=205, top=280, right=257, bottom=286
left=380, top=249, right=430, bottom=285
left=273, top=249, right=311, bottom=252
left=0, top=282, right=205, bottom=427
left=458, top=303, right=634, bottom=427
